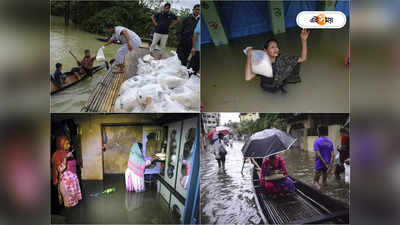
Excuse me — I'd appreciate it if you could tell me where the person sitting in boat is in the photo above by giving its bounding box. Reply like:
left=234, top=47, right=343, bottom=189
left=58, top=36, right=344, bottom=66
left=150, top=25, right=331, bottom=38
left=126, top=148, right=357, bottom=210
left=51, top=63, right=66, bottom=87
left=104, top=22, right=142, bottom=73
left=245, top=29, right=309, bottom=93
left=75, top=49, right=96, bottom=77
left=260, top=154, right=295, bottom=198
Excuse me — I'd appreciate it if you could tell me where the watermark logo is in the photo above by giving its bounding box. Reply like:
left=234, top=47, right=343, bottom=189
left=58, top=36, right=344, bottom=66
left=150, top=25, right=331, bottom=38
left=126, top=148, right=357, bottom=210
left=297, top=11, right=346, bottom=29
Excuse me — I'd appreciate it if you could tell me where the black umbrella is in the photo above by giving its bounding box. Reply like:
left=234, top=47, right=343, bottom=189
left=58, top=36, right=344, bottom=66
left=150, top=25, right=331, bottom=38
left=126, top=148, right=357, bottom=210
left=241, top=128, right=296, bottom=173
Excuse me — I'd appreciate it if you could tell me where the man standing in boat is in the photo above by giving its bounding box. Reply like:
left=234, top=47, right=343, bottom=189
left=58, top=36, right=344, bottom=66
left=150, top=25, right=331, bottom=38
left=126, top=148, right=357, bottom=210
left=104, top=22, right=142, bottom=73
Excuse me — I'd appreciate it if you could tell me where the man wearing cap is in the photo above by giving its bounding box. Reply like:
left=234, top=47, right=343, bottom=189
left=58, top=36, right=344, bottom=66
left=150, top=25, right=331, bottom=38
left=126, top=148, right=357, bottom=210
left=104, top=23, right=142, bottom=73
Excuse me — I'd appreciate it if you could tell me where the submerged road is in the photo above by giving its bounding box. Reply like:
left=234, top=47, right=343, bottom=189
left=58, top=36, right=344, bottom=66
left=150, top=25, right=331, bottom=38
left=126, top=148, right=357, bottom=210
left=200, top=140, right=349, bottom=224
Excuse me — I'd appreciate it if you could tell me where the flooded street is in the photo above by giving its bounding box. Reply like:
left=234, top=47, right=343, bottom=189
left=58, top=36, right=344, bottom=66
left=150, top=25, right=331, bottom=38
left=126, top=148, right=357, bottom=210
left=50, top=16, right=119, bottom=112
left=200, top=141, right=262, bottom=224
left=201, top=28, right=349, bottom=113
left=200, top=141, right=349, bottom=224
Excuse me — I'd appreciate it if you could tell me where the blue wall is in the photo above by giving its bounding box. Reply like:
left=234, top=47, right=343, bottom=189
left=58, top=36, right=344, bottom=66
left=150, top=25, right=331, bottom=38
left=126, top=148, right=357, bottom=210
left=201, top=0, right=350, bottom=44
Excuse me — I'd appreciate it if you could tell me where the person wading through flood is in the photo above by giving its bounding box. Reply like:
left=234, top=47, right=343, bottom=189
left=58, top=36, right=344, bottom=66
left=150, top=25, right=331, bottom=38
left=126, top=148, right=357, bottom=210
left=213, top=133, right=228, bottom=170
left=176, top=4, right=200, bottom=67
left=104, top=23, right=142, bottom=73
left=245, top=29, right=309, bottom=93
left=313, top=126, right=334, bottom=189
left=335, top=128, right=350, bottom=180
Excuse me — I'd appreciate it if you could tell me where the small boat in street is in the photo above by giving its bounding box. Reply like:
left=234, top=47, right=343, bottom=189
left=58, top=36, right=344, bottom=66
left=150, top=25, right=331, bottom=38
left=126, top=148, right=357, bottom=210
left=252, top=168, right=349, bottom=224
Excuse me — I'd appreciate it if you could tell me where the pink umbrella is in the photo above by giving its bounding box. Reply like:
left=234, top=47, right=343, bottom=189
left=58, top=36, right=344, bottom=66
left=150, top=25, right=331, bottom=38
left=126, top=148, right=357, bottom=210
left=207, top=126, right=232, bottom=140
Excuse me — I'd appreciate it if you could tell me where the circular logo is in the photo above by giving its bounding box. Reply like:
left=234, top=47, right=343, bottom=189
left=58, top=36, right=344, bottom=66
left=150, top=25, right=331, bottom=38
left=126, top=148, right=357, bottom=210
left=317, top=14, right=326, bottom=25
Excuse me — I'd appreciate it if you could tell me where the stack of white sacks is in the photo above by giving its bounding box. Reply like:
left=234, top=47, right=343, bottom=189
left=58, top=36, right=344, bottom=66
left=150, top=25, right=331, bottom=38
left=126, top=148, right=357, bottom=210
left=114, top=51, right=200, bottom=112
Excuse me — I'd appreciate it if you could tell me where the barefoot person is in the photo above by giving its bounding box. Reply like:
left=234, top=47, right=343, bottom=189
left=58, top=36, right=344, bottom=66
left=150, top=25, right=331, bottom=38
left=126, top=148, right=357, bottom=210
left=104, top=23, right=142, bottom=73
left=245, top=29, right=310, bottom=93
left=313, top=126, right=334, bottom=189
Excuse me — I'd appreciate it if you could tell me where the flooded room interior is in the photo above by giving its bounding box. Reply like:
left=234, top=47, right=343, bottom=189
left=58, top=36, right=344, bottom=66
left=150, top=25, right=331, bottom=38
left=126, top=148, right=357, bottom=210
left=50, top=113, right=199, bottom=224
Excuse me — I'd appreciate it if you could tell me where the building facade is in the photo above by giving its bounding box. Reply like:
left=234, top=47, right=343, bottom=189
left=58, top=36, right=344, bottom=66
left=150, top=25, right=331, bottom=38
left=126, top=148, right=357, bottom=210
left=281, top=114, right=349, bottom=152
left=202, top=113, right=220, bottom=131
left=239, top=113, right=260, bottom=122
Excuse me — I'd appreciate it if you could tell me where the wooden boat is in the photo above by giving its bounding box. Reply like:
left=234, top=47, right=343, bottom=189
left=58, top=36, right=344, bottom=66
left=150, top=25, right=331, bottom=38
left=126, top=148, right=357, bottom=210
left=252, top=168, right=349, bottom=224
left=50, top=63, right=107, bottom=95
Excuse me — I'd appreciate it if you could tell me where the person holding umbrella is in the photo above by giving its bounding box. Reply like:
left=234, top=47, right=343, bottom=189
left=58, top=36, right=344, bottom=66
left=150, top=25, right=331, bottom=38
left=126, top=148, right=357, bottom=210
left=213, top=133, right=228, bottom=170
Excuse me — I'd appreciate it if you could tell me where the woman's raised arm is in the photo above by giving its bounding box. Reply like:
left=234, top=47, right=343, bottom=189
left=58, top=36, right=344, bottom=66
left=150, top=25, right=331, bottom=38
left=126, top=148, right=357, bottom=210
left=298, top=29, right=310, bottom=63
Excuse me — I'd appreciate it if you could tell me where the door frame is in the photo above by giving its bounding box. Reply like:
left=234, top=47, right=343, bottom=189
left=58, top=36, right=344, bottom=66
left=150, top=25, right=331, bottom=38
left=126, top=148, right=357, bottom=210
left=100, top=122, right=157, bottom=176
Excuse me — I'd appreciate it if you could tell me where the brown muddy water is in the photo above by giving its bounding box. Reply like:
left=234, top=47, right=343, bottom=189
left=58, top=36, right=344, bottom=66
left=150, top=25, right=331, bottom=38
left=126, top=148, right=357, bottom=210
left=51, top=174, right=177, bottom=224
left=201, top=28, right=349, bottom=113
left=50, top=16, right=120, bottom=113
left=200, top=141, right=349, bottom=224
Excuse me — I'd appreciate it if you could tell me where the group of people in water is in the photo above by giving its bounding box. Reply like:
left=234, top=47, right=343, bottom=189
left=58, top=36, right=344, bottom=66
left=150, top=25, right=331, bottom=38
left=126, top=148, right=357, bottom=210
left=52, top=3, right=201, bottom=90
left=210, top=125, right=349, bottom=198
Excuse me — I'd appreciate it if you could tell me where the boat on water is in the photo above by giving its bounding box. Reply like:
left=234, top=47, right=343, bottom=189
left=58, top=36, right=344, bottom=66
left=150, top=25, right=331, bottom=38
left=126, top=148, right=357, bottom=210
left=50, top=62, right=108, bottom=95
left=252, top=168, right=349, bottom=224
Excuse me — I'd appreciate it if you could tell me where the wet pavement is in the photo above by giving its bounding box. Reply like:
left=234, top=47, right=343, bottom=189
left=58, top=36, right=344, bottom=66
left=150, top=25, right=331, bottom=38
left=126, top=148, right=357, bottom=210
left=201, top=28, right=349, bottom=113
left=51, top=174, right=176, bottom=224
left=200, top=141, right=262, bottom=224
left=200, top=141, right=349, bottom=224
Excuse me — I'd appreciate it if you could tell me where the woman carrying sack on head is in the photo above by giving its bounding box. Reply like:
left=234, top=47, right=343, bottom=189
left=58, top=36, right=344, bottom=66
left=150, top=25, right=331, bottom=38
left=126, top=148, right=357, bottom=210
left=213, top=133, right=228, bottom=170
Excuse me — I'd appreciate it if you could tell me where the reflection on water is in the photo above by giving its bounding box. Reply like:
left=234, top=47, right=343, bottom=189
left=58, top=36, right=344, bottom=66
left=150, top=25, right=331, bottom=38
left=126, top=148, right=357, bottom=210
left=282, top=149, right=350, bottom=202
left=200, top=141, right=349, bottom=224
left=54, top=174, right=174, bottom=224
left=50, top=16, right=119, bottom=112
left=200, top=141, right=262, bottom=224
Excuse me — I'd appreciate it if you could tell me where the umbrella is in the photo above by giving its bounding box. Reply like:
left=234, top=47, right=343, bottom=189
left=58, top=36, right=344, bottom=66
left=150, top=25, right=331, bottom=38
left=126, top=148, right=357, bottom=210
left=207, top=126, right=232, bottom=140
left=241, top=128, right=296, bottom=158
left=240, top=128, right=296, bottom=174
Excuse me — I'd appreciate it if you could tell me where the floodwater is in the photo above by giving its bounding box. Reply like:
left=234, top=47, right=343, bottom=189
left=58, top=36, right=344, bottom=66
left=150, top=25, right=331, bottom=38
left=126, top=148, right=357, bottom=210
left=200, top=141, right=349, bottom=224
left=51, top=174, right=176, bottom=224
left=50, top=16, right=120, bottom=112
left=201, top=28, right=349, bottom=112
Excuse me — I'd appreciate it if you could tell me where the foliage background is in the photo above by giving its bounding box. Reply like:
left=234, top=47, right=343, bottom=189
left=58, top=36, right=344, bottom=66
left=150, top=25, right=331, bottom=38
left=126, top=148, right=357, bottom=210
left=50, top=1, right=194, bottom=48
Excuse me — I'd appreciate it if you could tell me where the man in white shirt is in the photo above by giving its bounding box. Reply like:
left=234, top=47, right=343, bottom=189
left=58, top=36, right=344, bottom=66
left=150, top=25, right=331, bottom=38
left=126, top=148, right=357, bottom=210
left=104, top=23, right=142, bottom=73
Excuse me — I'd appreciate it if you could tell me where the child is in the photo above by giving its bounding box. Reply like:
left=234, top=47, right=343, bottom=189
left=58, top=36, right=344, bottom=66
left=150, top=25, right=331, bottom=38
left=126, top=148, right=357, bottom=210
left=52, top=63, right=65, bottom=87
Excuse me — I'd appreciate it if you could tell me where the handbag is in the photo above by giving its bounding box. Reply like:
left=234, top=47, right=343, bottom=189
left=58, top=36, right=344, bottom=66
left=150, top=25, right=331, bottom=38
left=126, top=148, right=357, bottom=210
left=219, top=145, right=227, bottom=156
